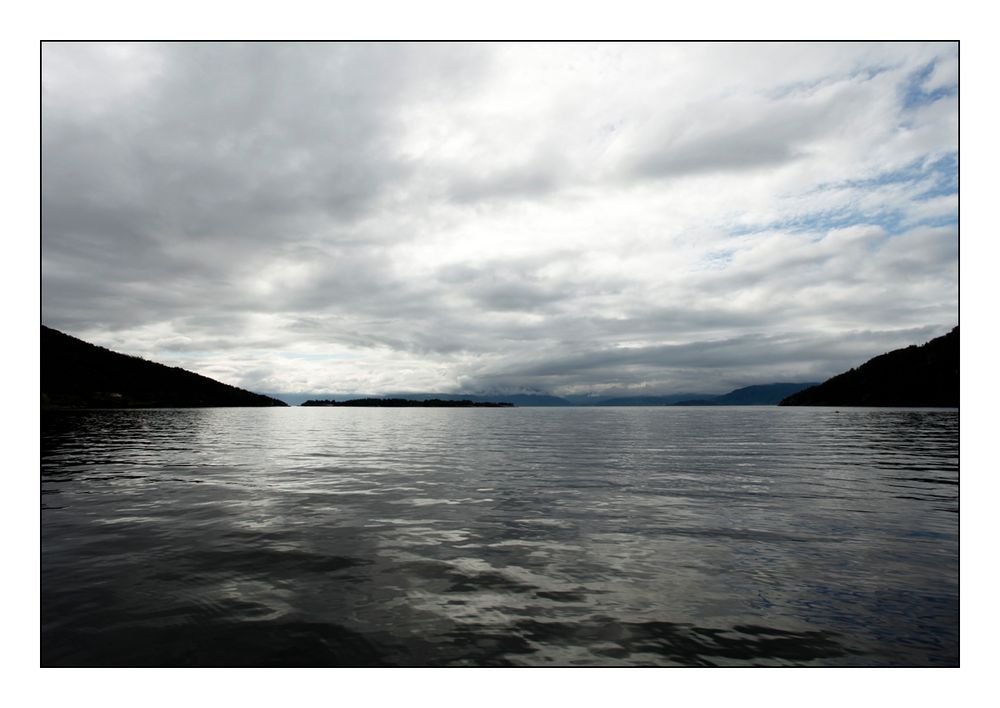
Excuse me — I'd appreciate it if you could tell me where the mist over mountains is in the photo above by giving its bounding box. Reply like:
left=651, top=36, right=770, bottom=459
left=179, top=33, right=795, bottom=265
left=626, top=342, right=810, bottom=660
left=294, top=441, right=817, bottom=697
left=41, top=323, right=956, bottom=409
left=266, top=383, right=819, bottom=407
left=266, top=326, right=960, bottom=409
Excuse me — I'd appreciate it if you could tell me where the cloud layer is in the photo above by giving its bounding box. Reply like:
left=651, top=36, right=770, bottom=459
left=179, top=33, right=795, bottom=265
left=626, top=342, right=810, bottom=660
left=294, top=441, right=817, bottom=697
left=42, top=42, right=958, bottom=395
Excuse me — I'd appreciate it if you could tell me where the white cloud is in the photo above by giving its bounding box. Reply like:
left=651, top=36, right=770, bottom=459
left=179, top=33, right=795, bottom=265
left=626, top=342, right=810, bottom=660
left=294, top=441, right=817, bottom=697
left=42, top=42, right=958, bottom=395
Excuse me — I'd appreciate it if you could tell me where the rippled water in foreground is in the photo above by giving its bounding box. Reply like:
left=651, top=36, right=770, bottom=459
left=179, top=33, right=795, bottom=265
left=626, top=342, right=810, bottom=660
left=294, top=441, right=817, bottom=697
left=41, top=407, right=958, bottom=666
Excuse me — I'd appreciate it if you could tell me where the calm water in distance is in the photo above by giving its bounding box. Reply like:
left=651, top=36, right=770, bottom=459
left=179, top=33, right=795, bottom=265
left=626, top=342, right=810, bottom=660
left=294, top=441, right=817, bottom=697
left=41, top=406, right=958, bottom=666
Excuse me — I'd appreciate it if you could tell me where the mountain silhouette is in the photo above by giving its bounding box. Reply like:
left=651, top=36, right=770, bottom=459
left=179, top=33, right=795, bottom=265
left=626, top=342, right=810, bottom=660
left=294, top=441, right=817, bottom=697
left=41, top=325, right=287, bottom=408
left=779, top=327, right=958, bottom=407
left=270, top=392, right=573, bottom=407
left=593, top=383, right=818, bottom=406
left=671, top=382, right=821, bottom=406
left=301, top=398, right=513, bottom=407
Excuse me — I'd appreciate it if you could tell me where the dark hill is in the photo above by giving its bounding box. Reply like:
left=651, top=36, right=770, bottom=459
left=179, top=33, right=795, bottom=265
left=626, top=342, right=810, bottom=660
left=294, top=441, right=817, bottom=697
left=41, top=325, right=287, bottom=408
left=779, top=327, right=958, bottom=407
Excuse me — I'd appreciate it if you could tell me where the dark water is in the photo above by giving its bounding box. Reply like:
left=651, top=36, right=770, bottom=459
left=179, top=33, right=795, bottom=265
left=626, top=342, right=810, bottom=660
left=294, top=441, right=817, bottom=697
left=41, top=407, right=958, bottom=666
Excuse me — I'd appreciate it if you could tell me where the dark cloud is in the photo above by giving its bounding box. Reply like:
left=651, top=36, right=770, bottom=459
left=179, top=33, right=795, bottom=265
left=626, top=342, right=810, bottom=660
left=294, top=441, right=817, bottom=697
left=42, top=42, right=491, bottom=327
left=454, top=326, right=950, bottom=396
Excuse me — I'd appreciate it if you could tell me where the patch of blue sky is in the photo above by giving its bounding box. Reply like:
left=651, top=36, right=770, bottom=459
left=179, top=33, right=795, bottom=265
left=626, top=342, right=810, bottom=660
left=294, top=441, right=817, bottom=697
left=913, top=153, right=958, bottom=200
left=728, top=205, right=894, bottom=238
left=699, top=248, right=735, bottom=269
left=728, top=200, right=953, bottom=242
left=901, top=60, right=957, bottom=111
left=911, top=214, right=959, bottom=230
left=725, top=153, right=957, bottom=238
left=813, top=153, right=956, bottom=195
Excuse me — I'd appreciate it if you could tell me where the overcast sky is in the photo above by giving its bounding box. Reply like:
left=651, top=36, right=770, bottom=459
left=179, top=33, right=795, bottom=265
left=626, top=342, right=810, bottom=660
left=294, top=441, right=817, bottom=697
left=41, top=42, right=958, bottom=396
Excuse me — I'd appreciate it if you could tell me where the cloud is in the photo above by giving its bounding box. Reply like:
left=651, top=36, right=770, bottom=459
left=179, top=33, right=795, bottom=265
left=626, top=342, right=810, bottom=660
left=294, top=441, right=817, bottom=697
left=42, top=42, right=958, bottom=395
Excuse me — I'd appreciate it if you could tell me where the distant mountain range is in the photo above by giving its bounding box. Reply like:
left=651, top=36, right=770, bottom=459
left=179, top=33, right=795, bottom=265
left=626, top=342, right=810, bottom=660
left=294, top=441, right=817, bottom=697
left=41, top=325, right=287, bottom=408
left=594, top=383, right=820, bottom=406
left=583, top=393, right=716, bottom=406
left=780, top=326, right=958, bottom=407
left=45, top=321, right=954, bottom=410
left=267, top=392, right=575, bottom=407
left=269, top=382, right=819, bottom=407
left=380, top=392, right=572, bottom=407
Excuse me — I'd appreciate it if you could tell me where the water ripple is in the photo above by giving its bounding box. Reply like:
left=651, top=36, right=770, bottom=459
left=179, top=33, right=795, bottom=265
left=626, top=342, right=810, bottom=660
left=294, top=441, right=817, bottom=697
left=42, top=407, right=958, bottom=666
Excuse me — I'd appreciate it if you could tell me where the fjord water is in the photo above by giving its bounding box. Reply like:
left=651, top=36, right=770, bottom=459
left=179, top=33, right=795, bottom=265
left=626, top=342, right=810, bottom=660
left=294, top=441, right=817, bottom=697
left=41, top=407, right=958, bottom=666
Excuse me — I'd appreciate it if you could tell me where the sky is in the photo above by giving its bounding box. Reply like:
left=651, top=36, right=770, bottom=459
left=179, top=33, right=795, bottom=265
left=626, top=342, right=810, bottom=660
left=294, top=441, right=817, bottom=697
left=41, top=41, right=958, bottom=397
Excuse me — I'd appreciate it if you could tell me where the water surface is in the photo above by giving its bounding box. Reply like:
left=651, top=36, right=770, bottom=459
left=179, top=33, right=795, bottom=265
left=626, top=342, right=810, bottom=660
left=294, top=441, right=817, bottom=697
left=41, top=406, right=958, bottom=666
